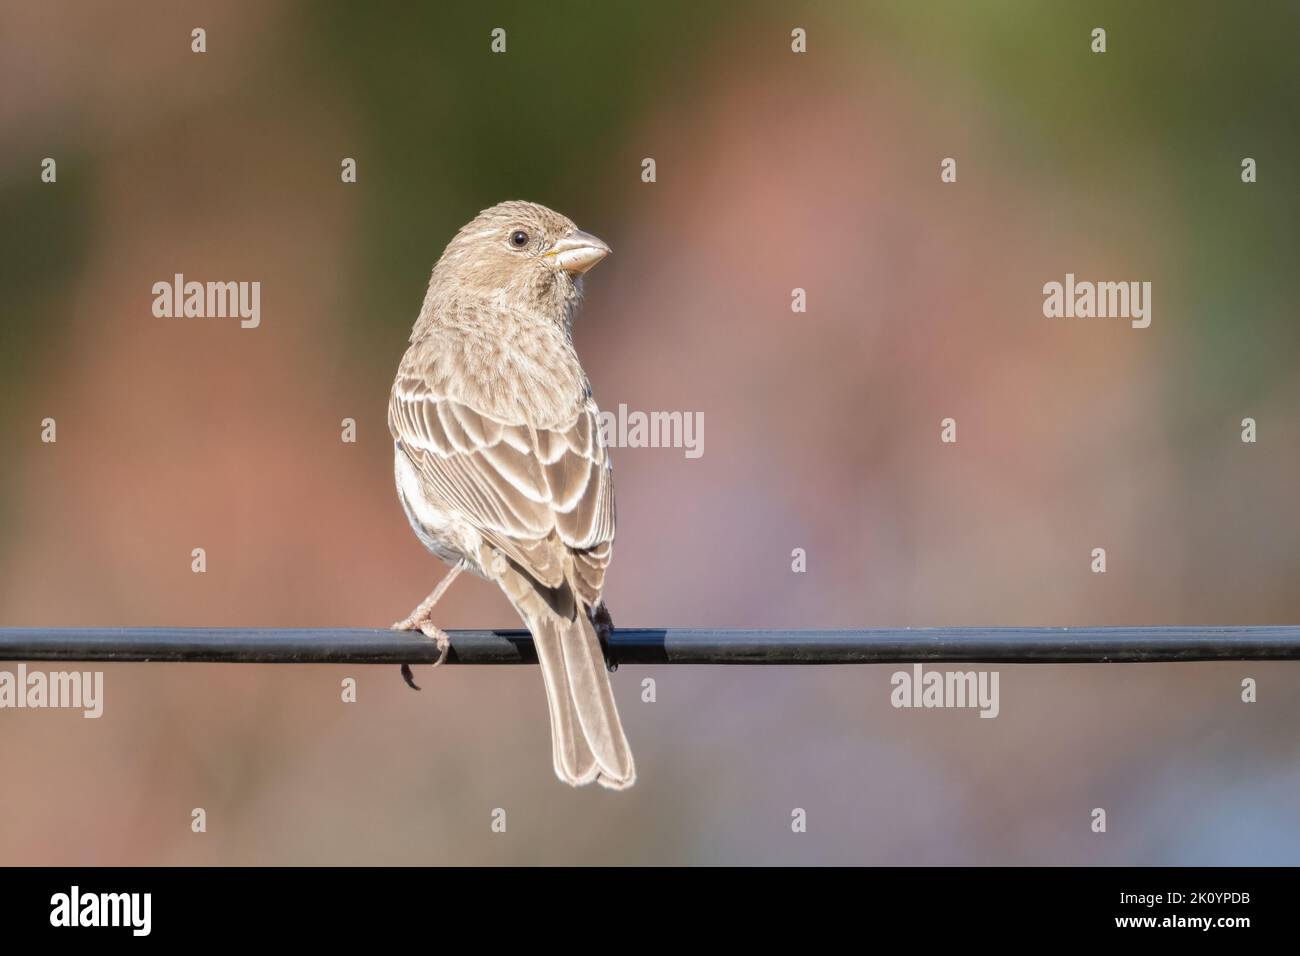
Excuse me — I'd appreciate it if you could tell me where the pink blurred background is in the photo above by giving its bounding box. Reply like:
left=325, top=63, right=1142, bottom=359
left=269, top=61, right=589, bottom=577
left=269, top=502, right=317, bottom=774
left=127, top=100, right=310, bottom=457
left=1, top=1, right=1297, bottom=863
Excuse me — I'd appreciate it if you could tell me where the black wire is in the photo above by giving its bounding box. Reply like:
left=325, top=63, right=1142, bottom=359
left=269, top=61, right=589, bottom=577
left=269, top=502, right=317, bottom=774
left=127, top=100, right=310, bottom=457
left=1, top=627, right=1297, bottom=665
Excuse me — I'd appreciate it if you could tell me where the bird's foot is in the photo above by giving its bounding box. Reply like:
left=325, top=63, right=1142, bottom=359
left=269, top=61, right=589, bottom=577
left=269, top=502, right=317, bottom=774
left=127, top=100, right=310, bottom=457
left=390, top=609, right=428, bottom=633
left=391, top=616, right=452, bottom=691
left=591, top=603, right=617, bottom=673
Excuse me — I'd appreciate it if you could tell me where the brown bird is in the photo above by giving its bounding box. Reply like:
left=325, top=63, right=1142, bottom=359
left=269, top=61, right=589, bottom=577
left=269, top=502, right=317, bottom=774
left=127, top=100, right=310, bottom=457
left=388, top=200, right=634, bottom=789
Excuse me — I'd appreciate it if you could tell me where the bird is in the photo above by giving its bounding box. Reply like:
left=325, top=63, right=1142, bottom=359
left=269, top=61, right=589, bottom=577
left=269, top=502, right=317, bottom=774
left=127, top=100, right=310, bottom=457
left=388, top=200, right=634, bottom=790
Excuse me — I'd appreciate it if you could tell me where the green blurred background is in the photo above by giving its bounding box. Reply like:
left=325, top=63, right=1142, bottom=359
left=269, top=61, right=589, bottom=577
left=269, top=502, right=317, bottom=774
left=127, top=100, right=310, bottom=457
left=0, top=1, right=1297, bottom=864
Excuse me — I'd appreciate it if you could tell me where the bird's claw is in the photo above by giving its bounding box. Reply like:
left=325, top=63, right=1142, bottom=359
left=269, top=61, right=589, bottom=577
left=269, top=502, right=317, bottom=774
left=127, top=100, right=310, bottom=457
left=591, top=603, right=617, bottom=673
left=400, top=663, right=421, bottom=691
left=392, top=618, right=451, bottom=690
left=420, top=621, right=452, bottom=665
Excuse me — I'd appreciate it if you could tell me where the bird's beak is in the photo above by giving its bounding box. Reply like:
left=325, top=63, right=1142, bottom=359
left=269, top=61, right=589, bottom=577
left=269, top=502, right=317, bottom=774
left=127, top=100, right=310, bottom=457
left=545, top=230, right=611, bottom=275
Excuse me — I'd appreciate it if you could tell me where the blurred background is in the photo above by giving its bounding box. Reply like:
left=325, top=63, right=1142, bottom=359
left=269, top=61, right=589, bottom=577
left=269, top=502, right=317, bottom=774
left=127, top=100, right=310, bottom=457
left=1, top=0, right=1298, bottom=864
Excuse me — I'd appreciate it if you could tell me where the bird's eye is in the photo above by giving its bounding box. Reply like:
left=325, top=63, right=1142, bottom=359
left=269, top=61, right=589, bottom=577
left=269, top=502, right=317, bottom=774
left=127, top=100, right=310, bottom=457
left=509, top=230, right=529, bottom=248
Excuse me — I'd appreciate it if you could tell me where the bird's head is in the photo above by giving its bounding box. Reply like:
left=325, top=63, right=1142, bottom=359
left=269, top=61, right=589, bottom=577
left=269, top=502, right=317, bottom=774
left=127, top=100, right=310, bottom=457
left=426, top=201, right=611, bottom=324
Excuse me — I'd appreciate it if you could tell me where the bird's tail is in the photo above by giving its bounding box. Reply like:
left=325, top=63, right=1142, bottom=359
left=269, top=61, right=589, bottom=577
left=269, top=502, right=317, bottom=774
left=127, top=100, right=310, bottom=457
left=503, top=571, right=635, bottom=790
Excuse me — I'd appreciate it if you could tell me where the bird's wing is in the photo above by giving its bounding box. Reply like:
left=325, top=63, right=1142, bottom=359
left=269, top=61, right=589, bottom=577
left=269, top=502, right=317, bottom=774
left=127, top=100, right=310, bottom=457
left=389, top=370, right=615, bottom=602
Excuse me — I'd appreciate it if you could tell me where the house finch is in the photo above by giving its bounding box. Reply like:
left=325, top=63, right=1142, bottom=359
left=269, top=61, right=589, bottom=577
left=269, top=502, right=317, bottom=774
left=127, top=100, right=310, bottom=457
left=389, top=200, right=634, bottom=790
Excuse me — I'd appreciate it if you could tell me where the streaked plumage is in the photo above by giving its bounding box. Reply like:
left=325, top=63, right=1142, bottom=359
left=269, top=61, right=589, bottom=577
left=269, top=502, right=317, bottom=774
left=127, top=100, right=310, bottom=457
left=389, top=200, right=633, bottom=789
